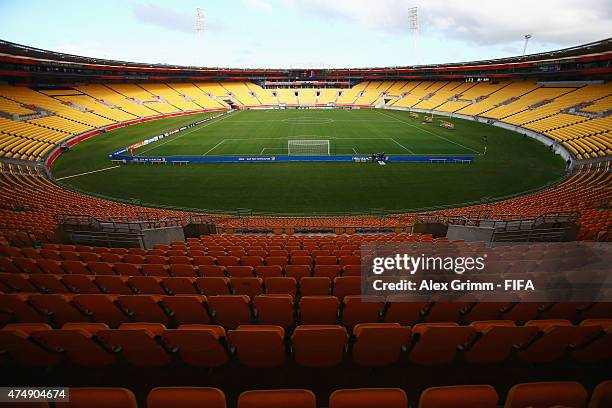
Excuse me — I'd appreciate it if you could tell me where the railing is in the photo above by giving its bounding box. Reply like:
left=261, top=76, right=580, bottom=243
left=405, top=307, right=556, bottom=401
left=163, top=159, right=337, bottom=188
left=55, top=213, right=185, bottom=232
left=53, top=210, right=581, bottom=234
left=54, top=214, right=102, bottom=230
left=492, top=227, right=570, bottom=242
left=68, top=230, right=145, bottom=248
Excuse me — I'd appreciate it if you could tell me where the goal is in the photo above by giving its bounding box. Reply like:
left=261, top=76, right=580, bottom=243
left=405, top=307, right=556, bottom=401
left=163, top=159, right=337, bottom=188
left=287, top=139, right=330, bottom=156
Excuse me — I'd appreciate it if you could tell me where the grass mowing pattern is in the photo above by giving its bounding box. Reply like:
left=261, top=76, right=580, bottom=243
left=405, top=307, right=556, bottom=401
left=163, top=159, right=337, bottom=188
left=52, top=109, right=565, bottom=214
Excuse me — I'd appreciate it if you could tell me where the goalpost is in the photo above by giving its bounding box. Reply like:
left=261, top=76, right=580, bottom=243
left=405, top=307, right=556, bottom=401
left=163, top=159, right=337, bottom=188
left=287, top=140, right=330, bottom=155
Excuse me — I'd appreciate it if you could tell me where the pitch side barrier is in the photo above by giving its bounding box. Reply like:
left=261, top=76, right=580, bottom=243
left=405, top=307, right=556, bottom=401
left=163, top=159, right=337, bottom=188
left=111, top=154, right=475, bottom=164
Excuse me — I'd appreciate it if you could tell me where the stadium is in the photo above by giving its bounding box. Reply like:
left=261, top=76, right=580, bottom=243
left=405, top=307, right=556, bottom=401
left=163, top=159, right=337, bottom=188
left=0, top=1, right=610, bottom=407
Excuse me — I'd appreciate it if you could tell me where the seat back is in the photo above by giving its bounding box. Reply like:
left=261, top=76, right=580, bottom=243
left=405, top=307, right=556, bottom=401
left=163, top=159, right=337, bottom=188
left=292, top=325, right=347, bottom=368
left=465, top=321, right=539, bottom=364
left=409, top=324, right=477, bottom=365
left=254, top=295, right=294, bottom=327
left=161, top=325, right=228, bottom=368
left=55, top=388, right=137, bottom=408
left=228, top=325, right=286, bottom=368
left=238, top=389, right=315, bottom=408
left=96, top=326, right=171, bottom=367
left=341, top=296, right=385, bottom=327
left=265, top=277, right=297, bottom=296
left=352, top=323, right=411, bottom=367
left=589, top=380, right=612, bottom=408
left=161, top=295, right=210, bottom=325
left=32, top=326, right=115, bottom=368
left=208, top=295, right=252, bottom=329
left=148, top=387, right=226, bottom=408
left=196, top=277, right=231, bottom=295
left=504, top=381, right=588, bottom=408
left=330, top=388, right=408, bottom=408
left=418, top=385, right=498, bottom=408
left=299, top=296, right=339, bottom=325
left=300, top=277, right=330, bottom=296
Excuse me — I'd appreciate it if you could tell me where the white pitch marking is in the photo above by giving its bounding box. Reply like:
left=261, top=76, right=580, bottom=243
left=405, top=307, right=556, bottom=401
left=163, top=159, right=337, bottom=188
left=203, top=139, right=226, bottom=156
left=352, top=147, right=358, bottom=154
left=376, top=109, right=481, bottom=154
left=137, top=110, right=239, bottom=155
left=56, top=166, right=121, bottom=180
left=261, top=147, right=286, bottom=154
left=390, top=138, right=414, bottom=153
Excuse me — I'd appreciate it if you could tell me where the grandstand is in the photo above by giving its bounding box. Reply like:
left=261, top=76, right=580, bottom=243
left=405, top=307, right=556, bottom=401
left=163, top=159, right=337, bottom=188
left=1, top=78, right=609, bottom=160
left=0, top=28, right=610, bottom=408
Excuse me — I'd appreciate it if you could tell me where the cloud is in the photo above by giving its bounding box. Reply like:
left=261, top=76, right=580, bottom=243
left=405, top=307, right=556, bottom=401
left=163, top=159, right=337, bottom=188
left=53, top=40, right=133, bottom=62
left=281, top=0, right=612, bottom=47
left=132, top=3, right=224, bottom=34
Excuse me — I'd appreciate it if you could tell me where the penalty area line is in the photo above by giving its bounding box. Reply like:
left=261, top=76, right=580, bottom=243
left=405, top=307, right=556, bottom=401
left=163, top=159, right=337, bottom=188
left=390, top=138, right=414, bottom=153
left=261, top=147, right=286, bottom=154
left=376, top=109, right=481, bottom=154
left=55, top=166, right=121, bottom=181
left=203, top=139, right=226, bottom=156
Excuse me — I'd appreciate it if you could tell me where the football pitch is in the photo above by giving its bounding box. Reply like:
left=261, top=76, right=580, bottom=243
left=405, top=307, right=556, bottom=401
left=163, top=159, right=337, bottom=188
left=52, top=109, right=565, bottom=214
left=132, top=109, right=480, bottom=157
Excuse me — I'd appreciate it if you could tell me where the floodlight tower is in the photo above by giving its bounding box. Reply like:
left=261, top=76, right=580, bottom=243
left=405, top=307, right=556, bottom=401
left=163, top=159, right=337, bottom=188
left=522, top=33, right=532, bottom=56
left=408, top=6, right=419, bottom=63
left=195, top=8, right=204, bottom=66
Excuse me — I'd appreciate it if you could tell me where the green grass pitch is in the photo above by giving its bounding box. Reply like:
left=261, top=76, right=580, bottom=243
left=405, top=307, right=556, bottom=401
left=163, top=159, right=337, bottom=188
left=52, top=109, right=565, bottom=214
left=133, top=109, right=477, bottom=157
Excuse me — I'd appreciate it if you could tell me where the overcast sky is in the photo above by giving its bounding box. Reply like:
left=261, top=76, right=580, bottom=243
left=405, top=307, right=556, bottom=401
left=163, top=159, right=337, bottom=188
left=0, top=0, right=610, bottom=68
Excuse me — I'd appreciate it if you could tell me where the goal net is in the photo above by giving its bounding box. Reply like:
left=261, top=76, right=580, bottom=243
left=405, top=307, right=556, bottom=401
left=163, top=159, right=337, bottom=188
left=287, top=139, right=330, bottom=156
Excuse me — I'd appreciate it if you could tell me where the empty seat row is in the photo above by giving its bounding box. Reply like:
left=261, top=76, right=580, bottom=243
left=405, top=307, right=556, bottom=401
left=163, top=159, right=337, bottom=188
left=24, top=244, right=365, bottom=258
left=1, top=381, right=612, bottom=407
left=1, top=256, right=361, bottom=277
left=8, top=242, right=595, bottom=263
left=2, top=319, right=610, bottom=368
left=2, top=293, right=611, bottom=330
left=1, top=247, right=362, bottom=267
left=0, top=272, right=364, bottom=298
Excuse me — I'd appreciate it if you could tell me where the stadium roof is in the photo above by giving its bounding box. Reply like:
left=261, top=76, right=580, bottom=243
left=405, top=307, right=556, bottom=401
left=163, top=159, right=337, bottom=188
left=0, top=37, right=610, bottom=73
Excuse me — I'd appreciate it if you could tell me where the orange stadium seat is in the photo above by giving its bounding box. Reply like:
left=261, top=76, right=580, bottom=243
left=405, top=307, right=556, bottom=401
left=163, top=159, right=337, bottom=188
left=228, top=325, right=286, bottom=368
left=160, top=325, right=228, bottom=368
left=352, top=323, right=411, bottom=367
left=254, top=294, right=294, bottom=327
left=148, top=387, right=226, bottom=408
left=418, top=385, right=498, bottom=408
left=31, top=323, right=115, bottom=367
left=55, top=388, right=138, bottom=408
left=300, top=277, right=331, bottom=296
left=329, top=388, right=408, bottom=408
left=265, top=276, right=297, bottom=296
left=96, top=323, right=171, bottom=367
left=207, top=295, right=253, bottom=329
left=504, top=382, right=588, bottom=408
left=589, top=381, right=612, bottom=408
left=292, top=325, right=347, bottom=368
left=238, top=389, right=316, bottom=408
